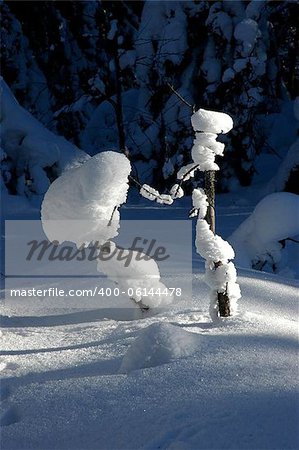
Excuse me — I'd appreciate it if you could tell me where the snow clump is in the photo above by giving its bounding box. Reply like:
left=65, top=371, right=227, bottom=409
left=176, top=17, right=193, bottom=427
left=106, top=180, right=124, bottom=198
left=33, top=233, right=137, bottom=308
left=41, top=151, right=131, bottom=247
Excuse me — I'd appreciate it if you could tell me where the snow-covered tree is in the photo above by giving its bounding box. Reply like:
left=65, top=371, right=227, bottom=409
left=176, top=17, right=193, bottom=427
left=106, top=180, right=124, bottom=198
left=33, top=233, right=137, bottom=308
left=140, top=107, right=241, bottom=318
left=190, top=109, right=241, bottom=317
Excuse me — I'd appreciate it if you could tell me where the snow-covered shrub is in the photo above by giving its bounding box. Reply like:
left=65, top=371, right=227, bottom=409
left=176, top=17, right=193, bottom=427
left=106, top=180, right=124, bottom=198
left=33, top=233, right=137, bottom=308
left=229, top=192, right=299, bottom=277
left=41, top=150, right=173, bottom=310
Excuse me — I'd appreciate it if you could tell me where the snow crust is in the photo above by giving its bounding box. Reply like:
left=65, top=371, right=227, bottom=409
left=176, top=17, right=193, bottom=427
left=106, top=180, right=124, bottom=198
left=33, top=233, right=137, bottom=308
left=1, top=269, right=298, bottom=450
left=41, top=152, right=131, bottom=246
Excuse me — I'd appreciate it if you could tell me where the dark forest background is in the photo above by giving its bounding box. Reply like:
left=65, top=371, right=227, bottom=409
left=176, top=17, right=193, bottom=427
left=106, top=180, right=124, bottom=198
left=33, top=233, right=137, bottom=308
left=1, top=0, right=298, bottom=194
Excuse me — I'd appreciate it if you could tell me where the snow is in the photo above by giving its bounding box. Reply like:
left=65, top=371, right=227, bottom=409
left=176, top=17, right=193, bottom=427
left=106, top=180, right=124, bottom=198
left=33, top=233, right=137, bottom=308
left=191, top=144, right=219, bottom=171
left=41, top=152, right=131, bottom=247
left=246, top=1, right=266, bottom=20
left=266, top=139, right=299, bottom=193
left=176, top=163, right=199, bottom=181
left=194, top=132, right=225, bottom=155
left=234, top=19, right=260, bottom=56
left=107, top=19, right=118, bottom=41
left=98, top=242, right=173, bottom=309
left=189, top=109, right=233, bottom=172
left=136, top=1, right=188, bottom=82
left=222, top=67, right=235, bottom=83
left=192, top=188, right=208, bottom=219
left=233, top=57, right=248, bottom=73
left=201, top=57, right=221, bottom=85
left=1, top=267, right=298, bottom=450
left=206, top=10, right=233, bottom=42
left=162, top=159, right=175, bottom=179
left=119, top=323, right=199, bottom=373
left=0, top=78, right=89, bottom=193
left=1, top=177, right=298, bottom=449
left=170, top=184, right=184, bottom=200
left=195, top=219, right=235, bottom=263
left=140, top=184, right=173, bottom=205
left=229, top=193, right=299, bottom=277
left=294, top=96, right=299, bottom=121
left=191, top=109, right=233, bottom=134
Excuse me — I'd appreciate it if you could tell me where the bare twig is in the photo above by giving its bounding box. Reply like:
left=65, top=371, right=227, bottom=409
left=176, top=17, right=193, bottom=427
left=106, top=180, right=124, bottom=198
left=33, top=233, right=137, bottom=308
left=167, top=83, right=195, bottom=112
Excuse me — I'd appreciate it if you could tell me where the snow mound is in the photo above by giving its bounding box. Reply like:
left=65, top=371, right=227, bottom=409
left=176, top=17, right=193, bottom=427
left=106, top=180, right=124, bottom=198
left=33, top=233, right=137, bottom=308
left=266, top=139, right=299, bottom=194
left=119, top=323, right=199, bottom=373
left=41, top=151, right=131, bottom=246
left=191, top=108, right=233, bottom=134
left=229, top=192, right=299, bottom=275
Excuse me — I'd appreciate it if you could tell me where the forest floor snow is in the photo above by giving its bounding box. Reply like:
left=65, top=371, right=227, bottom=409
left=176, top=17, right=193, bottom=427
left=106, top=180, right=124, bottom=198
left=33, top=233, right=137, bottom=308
left=1, top=272, right=298, bottom=449
left=1, top=191, right=298, bottom=450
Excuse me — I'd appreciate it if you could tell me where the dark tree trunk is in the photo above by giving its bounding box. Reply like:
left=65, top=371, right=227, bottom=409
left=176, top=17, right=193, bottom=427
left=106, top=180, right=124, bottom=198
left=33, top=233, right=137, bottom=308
left=205, top=170, right=231, bottom=317
left=114, top=53, right=127, bottom=152
left=218, top=289, right=231, bottom=317
left=204, top=170, right=215, bottom=233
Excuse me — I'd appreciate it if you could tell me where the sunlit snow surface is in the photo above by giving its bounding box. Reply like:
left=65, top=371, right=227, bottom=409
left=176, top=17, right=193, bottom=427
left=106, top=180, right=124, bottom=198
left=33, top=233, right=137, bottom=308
left=1, top=196, right=298, bottom=450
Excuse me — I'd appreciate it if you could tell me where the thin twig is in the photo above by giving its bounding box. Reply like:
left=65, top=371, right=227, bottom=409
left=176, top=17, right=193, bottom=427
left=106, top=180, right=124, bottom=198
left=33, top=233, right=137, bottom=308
left=286, top=237, right=299, bottom=244
left=167, top=83, right=195, bottom=112
left=108, top=205, right=117, bottom=226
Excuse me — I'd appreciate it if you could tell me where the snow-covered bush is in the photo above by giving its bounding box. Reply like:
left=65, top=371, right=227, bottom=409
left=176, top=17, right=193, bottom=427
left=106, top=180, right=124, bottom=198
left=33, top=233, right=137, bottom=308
left=41, top=150, right=172, bottom=310
left=229, top=192, right=299, bottom=277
